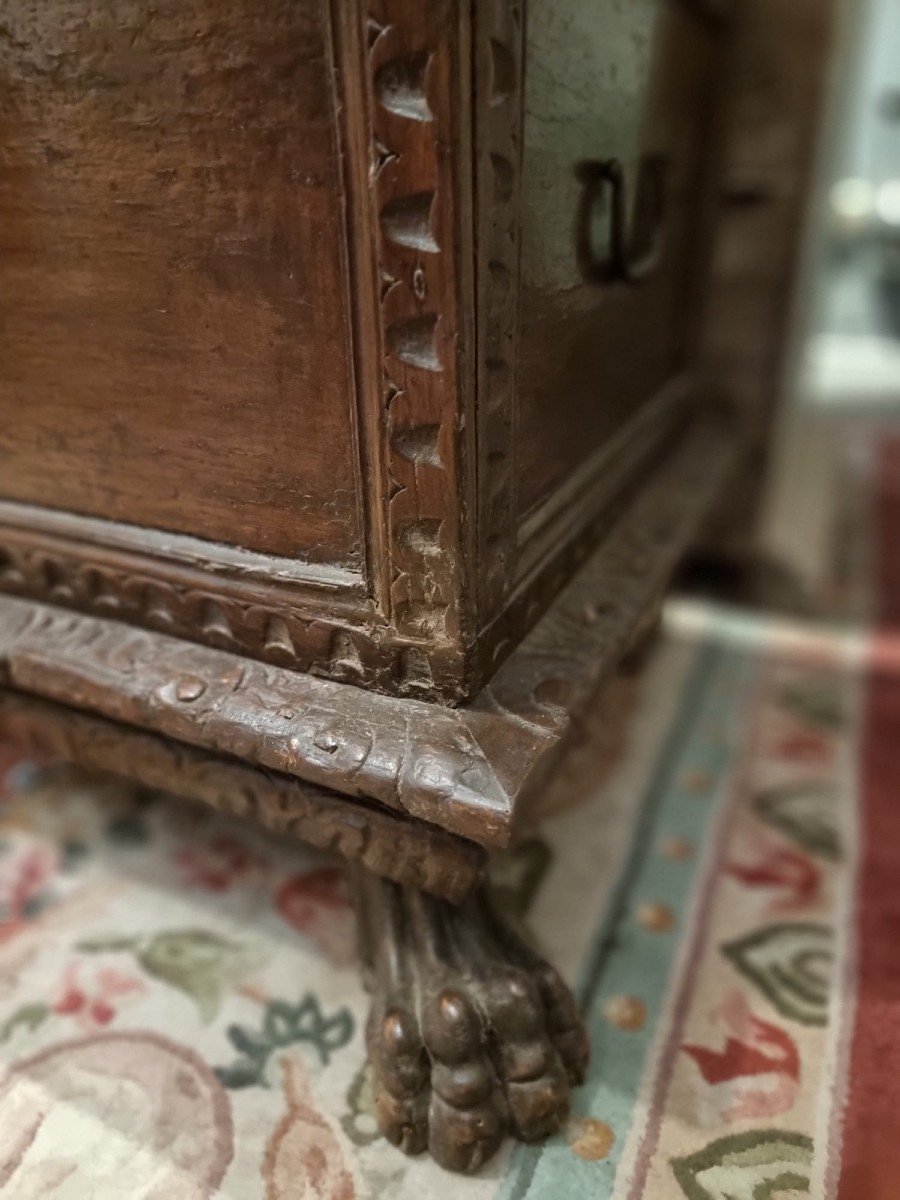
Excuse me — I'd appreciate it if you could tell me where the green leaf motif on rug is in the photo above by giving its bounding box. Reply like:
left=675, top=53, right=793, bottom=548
left=778, top=680, right=843, bottom=729
left=78, top=927, right=268, bottom=1020
left=721, top=923, right=832, bottom=1026
left=215, top=993, right=354, bottom=1088
left=104, top=812, right=151, bottom=845
left=672, top=1129, right=813, bottom=1199
left=0, top=1003, right=49, bottom=1045
left=755, top=783, right=842, bottom=860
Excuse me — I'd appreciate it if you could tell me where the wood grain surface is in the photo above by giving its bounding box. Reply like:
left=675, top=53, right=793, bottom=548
left=0, top=0, right=362, bottom=563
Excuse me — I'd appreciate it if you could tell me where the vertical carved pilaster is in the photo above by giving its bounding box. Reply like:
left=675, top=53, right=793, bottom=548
left=362, top=3, right=470, bottom=682
left=474, top=1, right=525, bottom=627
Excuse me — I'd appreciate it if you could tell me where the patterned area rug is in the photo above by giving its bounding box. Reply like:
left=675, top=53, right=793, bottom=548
left=0, top=440, right=895, bottom=1199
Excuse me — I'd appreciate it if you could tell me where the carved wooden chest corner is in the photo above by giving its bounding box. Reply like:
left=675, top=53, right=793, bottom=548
left=0, top=0, right=734, bottom=703
left=0, top=0, right=830, bottom=1173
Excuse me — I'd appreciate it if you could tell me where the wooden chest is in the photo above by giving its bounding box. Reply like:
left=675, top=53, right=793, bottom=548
left=0, top=0, right=833, bottom=1172
left=1, top=0, right=736, bottom=705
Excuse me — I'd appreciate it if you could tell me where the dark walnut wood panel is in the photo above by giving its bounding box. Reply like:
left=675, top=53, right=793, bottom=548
left=0, top=410, right=738, bottom=848
left=0, top=691, right=484, bottom=902
left=0, top=0, right=362, bottom=564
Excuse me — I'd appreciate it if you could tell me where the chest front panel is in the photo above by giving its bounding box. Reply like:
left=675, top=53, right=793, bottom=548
left=1, top=0, right=364, bottom=566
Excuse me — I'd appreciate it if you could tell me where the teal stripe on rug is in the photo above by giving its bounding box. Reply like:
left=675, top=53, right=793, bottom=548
left=498, top=640, right=756, bottom=1200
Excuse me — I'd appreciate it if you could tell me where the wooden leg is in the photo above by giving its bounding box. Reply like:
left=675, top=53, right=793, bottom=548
left=348, top=865, right=589, bottom=1173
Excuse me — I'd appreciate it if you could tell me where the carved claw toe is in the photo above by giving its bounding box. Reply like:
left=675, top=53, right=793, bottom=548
left=350, top=868, right=589, bottom=1173
left=533, top=962, right=592, bottom=1087
left=367, top=1002, right=429, bottom=1154
left=422, top=985, right=507, bottom=1171
left=477, top=964, right=569, bottom=1142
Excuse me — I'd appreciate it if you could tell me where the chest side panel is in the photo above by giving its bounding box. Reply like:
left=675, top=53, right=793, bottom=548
left=515, top=0, right=717, bottom=521
left=0, top=0, right=362, bottom=565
